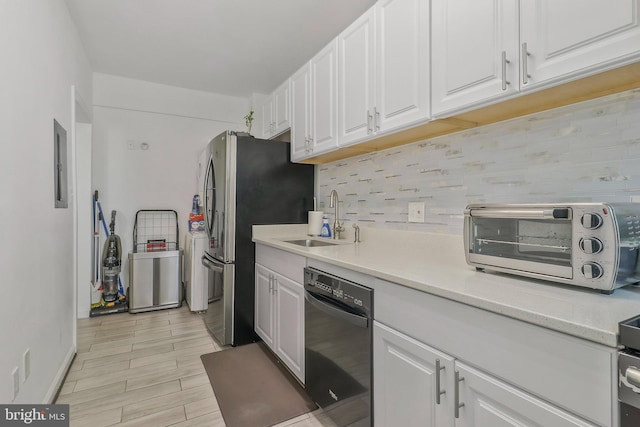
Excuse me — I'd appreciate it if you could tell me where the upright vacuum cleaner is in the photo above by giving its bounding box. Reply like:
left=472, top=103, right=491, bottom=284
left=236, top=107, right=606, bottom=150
left=90, top=192, right=128, bottom=316
left=101, top=211, right=122, bottom=303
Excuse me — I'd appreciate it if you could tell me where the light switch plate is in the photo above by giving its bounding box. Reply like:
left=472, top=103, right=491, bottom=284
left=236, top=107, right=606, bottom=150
left=408, top=202, right=425, bottom=223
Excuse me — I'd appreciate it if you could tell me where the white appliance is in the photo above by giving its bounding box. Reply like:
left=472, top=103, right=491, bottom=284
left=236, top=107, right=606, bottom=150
left=184, top=231, right=208, bottom=312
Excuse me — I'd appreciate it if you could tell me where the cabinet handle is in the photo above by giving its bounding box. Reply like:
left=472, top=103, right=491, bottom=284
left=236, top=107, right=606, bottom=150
left=273, top=277, right=277, bottom=294
left=367, top=109, right=373, bottom=134
left=626, top=367, right=640, bottom=388
left=374, top=107, right=380, bottom=131
left=304, top=137, right=310, bottom=153
left=454, top=370, right=464, bottom=418
left=268, top=275, right=273, bottom=293
left=522, top=42, right=531, bottom=85
left=435, top=359, right=446, bottom=404
left=501, top=51, right=510, bottom=91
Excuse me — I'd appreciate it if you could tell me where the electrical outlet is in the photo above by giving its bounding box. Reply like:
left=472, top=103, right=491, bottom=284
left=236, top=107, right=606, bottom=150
left=23, top=349, right=30, bottom=382
left=408, top=202, right=425, bottom=223
left=11, top=367, right=19, bottom=401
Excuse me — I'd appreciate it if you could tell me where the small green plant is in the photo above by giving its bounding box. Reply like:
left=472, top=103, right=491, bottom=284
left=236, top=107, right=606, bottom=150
left=244, top=110, right=254, bottom=134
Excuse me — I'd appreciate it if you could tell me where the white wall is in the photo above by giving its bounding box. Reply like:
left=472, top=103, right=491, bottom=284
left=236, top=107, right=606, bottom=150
left=317, top=89, right=640, bottom=234
left=75, top=122, right=93, bottom=319
left=92, top=74, right=250, bottom=290
left=0, top=0, right=92, bottom=403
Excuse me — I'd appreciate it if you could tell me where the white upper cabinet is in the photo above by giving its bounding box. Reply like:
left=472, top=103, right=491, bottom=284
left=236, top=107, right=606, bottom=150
left=261, top=79, right=290, bottom=139
left=290, top=62, right=311, bottom=161
left=520, top=0, right=640, bottom=90
left=339, top=0, right=430, bottom=148
left=431, top=0, right=519, bottom=116
left=310, top=40, right=339, bottom=155
left=291, top=40, right=339, bottom=161
left=375, top=0, right=430, bottom=133
left=338, top=6, right=376, bottom=146
left=432, top=0, right=640, bottom=117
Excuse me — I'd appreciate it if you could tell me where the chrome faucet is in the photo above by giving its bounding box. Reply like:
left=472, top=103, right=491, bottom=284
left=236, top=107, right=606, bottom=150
left=353, top=223, right=361, bottom=243
left=329, top=190, right=345, bottom=239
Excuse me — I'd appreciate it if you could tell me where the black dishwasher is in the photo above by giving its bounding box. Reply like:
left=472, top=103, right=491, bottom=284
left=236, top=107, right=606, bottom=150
left=304, top=267, right=373, bottom=427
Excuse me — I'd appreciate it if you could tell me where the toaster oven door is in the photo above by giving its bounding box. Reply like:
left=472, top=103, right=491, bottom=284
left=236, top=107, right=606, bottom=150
left=466, top=207, right=573, bottom=278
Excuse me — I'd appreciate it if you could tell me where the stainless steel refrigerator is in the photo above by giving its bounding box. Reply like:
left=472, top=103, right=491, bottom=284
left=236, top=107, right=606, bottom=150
left=200, top=131, right=313, bottom=346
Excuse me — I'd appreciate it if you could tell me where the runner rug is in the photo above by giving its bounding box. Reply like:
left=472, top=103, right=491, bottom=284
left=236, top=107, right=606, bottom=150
left=200, top=342, right=317, bottom=427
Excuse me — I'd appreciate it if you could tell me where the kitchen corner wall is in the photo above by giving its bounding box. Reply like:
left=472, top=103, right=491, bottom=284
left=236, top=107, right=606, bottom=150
left=1, top=0, right=92, bottom=403
left=92, top=73, right=249, bottom=288
left=317, top=89, right=640, bottom=235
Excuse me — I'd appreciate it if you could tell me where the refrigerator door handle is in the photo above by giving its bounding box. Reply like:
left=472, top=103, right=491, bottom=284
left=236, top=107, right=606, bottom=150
left=202, top=254, right=224, bottom=273
left=203, top=156, right=214, bottom=236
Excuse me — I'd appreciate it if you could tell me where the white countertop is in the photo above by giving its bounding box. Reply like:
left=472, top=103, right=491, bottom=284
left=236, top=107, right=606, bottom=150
left=253, top=224, right=640, bottom=348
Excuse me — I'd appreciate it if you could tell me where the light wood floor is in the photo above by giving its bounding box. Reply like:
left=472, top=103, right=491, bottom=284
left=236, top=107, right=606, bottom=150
left=57, top=305, right=337, bottom=427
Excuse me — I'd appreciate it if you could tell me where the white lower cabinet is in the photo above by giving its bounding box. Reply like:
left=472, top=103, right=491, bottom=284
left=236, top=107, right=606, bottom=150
left=254, top=245, right=306, bottom=383
left=373, top=278, right=614, bottom=426
left=374, top=322, right=455, bottom=427
left=455, top=362, right=595, bottom=427
left=255, top=264, right=275, bottom=348
left=374, top=321, right=597, bottom=427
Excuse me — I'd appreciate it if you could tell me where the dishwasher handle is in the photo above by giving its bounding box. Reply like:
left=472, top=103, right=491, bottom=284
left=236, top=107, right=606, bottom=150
left=305, top=290, right=369, bottom=329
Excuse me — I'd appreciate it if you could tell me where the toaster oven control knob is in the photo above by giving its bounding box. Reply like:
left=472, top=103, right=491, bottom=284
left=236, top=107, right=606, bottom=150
left=581, top=213, right=603, bottom=229
left=581, top=262, right=603, bottom=279
left=579, top=238, right=603, bottom=254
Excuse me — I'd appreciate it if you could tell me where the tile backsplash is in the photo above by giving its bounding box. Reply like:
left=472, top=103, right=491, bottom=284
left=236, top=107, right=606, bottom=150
left=317, top=89, right=640, bottom=235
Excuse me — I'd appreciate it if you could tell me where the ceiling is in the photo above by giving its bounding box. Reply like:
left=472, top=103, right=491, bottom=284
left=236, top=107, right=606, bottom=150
left=64, top=0, right=376, bottom=97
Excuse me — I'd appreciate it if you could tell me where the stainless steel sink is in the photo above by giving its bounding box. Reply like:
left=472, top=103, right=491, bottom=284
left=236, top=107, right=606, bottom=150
left=284, top=239, right=339, bottom=247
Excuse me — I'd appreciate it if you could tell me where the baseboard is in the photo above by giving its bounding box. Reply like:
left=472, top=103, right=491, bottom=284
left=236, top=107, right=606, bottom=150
left=78, top=307, right=90, bottom=319
left=44, top=345, right=76, bottom=404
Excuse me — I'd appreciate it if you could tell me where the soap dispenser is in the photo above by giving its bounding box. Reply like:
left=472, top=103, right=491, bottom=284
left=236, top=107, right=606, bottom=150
left=320, top=215, right=332, bottom=238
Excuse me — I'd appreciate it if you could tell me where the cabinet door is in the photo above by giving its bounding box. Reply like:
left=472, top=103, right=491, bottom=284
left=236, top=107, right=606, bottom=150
left=290, top=62, right=311, bottom=161
left=338, top=6, right=376, bottom=147
left=431, top=0, right=519, bottom=117
left=520, top=0, right=640, bottom=90
left=455, top=362, right=597, bottom=427
left=274, top=273, right=305, bottom=383
left=254, top=264, right=274, bottom=349
left=273, top=79, right=290, bottom=136
left=310, top=39, right=339, bottom=155
left=374, top=322, right=455, bottom=427
left=261, top=94, right=273, bottom=138
left=375, top=0, right=430, bottom=132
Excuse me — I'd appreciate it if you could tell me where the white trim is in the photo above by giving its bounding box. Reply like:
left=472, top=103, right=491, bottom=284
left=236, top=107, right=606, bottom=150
left=44, top=345, right=76, bottom=404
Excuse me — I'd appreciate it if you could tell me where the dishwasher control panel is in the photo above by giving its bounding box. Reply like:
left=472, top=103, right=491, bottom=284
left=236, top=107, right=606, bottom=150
left=304, top=268, right=372, bottom=315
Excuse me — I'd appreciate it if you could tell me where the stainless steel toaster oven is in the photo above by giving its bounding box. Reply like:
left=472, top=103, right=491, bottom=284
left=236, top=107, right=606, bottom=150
left=464, top=203, right=640, bottom=293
